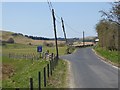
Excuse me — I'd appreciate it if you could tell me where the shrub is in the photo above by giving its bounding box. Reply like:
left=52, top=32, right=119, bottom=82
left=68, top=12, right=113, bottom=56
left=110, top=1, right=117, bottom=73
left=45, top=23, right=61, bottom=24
left=28, top=43, right=32, bottom=45
left=58, top=43, right=65, bottom=47
left=43, top=42, right=54, bottom=47
left=7, top=38, right=15, bottom=43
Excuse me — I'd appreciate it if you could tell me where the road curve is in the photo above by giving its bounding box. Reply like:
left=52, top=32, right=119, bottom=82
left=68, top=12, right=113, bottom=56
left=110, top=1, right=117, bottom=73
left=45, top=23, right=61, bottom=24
left=60, top=47, right=118, bottom=88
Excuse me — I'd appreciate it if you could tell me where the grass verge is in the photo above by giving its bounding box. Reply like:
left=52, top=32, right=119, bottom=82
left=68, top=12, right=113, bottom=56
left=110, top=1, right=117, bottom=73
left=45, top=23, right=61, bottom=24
left=2, top=57, right=68, bottom=88
left=94, top=46, right=119, bottom=66
left=46, top=59, right=68, bottom=88
left=2, top=56, right=48, bottom=88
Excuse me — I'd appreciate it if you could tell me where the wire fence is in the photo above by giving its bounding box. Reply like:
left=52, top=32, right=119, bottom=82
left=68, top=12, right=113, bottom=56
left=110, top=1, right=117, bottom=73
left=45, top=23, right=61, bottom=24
left=3, top=51, right=56, bottom=61
left=27, top=56, right=58, bottom=90
left=2, top=51, right=59, bottom=89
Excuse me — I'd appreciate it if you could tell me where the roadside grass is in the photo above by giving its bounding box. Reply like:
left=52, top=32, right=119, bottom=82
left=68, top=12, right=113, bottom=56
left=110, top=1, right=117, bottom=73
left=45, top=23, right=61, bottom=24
left=46, top=60, right=68, bottom=88
left=2, top=43, right=68, bottom=88
left=94, top=46, right=119, bottom=65
left=2, top=56, right=49, bottom=88
left=68, top=46, right=75, bottom=54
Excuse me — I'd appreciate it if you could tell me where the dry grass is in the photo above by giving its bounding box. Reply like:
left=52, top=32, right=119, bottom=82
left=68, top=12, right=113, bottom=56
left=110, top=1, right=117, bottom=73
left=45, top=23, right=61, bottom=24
left=2, top=64, right=15, bottom=80
left=30, top=40, right=65, bottom=45
left=1, top=30, right=65, bottom=45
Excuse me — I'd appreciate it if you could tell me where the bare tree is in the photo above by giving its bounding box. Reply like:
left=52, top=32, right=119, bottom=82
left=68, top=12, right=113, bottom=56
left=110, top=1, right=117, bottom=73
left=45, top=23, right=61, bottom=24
left=99, top=2, right=120, bottom=26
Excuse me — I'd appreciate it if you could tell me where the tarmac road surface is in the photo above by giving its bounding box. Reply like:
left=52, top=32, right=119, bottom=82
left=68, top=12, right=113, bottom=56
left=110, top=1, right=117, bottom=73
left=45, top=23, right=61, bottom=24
left=60, top=47, right=119, bottom=88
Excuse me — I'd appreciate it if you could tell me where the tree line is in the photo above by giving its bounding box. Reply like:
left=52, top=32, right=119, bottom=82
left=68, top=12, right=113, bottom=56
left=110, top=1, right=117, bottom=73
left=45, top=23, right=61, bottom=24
left=12, top=33, right=50, bottom=40
left=12, top=32, right=80, bottom=41
left=96, top=2, right=120, bottom=51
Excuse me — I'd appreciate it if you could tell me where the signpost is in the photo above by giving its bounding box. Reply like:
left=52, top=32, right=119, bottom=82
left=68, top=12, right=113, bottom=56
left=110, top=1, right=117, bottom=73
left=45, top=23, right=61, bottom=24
left=37, top=46, right=42, bottom=52
left=37, top=46, right=42, bottom=58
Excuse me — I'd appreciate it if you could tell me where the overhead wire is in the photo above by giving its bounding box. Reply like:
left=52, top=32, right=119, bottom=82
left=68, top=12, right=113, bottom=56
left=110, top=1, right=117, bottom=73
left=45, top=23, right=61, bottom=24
left=47, top=0, right=52, bottom=12
left=47, top=0, right=81, bottom=36
left=49, top=1, right=53, bottom=9
left=64, top=22, right=82, bottom=35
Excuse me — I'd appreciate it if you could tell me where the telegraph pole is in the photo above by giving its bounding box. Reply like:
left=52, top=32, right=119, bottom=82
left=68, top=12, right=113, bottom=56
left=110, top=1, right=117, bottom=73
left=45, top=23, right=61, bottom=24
left=83, top=31, right=85, bottom=47
left=52, top=9, right=59, bottom=59
left=61, top=17, right=67, bottom=44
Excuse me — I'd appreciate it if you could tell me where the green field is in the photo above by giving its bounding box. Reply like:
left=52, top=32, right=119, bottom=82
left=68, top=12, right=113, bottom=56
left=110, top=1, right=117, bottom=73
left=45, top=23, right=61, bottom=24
left=2, top=57, right=48, bottom=88
left=2, top=43, right=68, bottom=88
left=94, top=46, right=119, bottom=65
left=2, top=43, right=67, bottom=55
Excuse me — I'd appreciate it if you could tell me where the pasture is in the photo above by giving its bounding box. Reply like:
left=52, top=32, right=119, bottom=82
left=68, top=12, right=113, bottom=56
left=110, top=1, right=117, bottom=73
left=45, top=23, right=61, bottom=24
left=2, top=43, right=67, bottom=55
left=2, top=43, right=68, bottom=88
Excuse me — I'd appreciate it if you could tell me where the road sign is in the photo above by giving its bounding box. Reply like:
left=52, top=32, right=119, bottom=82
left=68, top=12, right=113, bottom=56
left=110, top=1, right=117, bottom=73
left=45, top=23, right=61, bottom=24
left=37, top=46, right=42, bottom=52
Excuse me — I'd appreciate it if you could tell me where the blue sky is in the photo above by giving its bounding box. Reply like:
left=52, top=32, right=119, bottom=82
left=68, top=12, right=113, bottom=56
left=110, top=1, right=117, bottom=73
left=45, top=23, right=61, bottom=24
left=1, top=2, right=112, bottom=38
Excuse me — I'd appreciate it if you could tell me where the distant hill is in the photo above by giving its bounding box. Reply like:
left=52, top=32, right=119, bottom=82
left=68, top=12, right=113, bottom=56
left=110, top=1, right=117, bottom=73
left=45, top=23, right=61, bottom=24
left=0, top=30, right=65, bottom=45
left=1, top=30, right=34, bottom=44
left=0, top=30, right=97, bottom=45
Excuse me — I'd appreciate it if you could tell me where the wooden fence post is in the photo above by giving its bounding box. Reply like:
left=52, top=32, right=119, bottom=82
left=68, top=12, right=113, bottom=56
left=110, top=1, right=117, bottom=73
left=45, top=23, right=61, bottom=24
left=38, top=71, right=41, bottom=90
left=55, top=57, right=58, bottom=66
left=54, top=57, right=56, bottom=67
left=9, top=53, right=10, bottom=58
left=44, top=67, right=46, bottom=87
left=47, top=64, right=49, bottom=78
left=15, top=88, right=19, bottom=90
left=39, top=52, right=41, bottom=59
left=52, top=59, right=54, bottom=71
left=50, top=60, right=52, bottom=76
left=30, top=78, right=33, bottom=90
left=42, top=52, right=44, bottom=59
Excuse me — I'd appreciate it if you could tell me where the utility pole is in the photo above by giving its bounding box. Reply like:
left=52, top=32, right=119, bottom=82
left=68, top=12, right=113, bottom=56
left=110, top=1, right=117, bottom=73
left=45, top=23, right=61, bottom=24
left=61, top=17, right=67, bottom=44
left=52, top=9, right=59, bottom=59
left=83, top=31, right=85, bottom=47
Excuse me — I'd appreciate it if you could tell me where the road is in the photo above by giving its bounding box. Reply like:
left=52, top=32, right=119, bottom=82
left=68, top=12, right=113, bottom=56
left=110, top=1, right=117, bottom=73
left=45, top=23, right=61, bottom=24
left=60, top=47, right=118, bottom=88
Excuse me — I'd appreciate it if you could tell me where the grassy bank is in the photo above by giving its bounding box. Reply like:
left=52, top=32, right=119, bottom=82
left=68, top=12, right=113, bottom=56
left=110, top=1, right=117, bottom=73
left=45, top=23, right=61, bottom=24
left=2, top=57, right=48, bottom=88
left=94, top=46, right=119, bottom=65
left=47, top=60, right=68, bottom=88
left=2, top=57, right=68, bottom=88
left=2, top=43, right=68, bottom=88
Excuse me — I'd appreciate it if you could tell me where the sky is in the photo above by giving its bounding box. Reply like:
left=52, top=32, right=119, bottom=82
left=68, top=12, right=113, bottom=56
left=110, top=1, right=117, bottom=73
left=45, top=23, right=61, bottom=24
left=1, top=2, right=112, bottom=38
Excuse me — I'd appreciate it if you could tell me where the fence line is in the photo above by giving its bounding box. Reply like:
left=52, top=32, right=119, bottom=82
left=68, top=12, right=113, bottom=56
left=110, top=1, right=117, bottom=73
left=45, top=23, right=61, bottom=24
left=9, top=53, right=59, bottom=90
left=3, top=52, right=56, bottom=61
left=30, top=78, right=33, bottom=90
left=3, top=50, right=58, bottom=89
left=38, top=71, right=41, bottom=90
left=28, top=56, right=58, bottom=89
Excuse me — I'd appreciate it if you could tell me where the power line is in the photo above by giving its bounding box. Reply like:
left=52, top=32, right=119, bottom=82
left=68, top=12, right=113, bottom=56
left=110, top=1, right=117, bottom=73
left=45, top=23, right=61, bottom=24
left=47, top=0, right=61, bottom=21
left=64, top=22, right=82, bottom=36
left=54, top=13, right=61, bottom=21
left=47, top=0, right=52, bottom=12
left=49, top=0, right=53, bottom=9
left=56, top=19, right=61, bottom=24
left=46, top=0, right=81, bottom=36
left=47, top=0, right=61, bottom=25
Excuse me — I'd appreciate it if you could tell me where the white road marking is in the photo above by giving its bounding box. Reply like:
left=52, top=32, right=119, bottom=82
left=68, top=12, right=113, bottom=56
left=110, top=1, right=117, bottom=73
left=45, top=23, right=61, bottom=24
left=98, top=57, right=119, bottom=70
left=92, top=49, right=119, bottom=70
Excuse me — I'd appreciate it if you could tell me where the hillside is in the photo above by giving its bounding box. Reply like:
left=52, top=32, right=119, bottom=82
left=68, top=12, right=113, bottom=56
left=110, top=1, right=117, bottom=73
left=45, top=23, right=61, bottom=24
left=0, top=30, right=65, bottom=45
